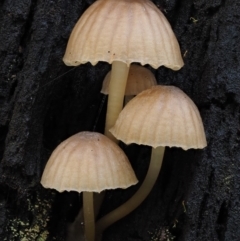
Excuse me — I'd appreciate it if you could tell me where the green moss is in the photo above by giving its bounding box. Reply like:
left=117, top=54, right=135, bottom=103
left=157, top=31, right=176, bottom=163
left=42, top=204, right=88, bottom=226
left=149, top=226, right=175, bottom=241
left=5, top=191, right=55, bottom=241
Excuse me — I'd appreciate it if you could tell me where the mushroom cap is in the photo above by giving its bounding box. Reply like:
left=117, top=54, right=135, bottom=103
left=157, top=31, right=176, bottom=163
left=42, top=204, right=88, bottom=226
left=63, top=0, right=184, bottom=70
left=101, top=64, right=157, bottom=95
left=41, top=132, right=138, bottom=193
left=110, top=86, right=207, bottom=150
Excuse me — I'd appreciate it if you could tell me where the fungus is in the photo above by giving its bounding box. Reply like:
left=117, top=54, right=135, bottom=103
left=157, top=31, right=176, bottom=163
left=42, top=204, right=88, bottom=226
left=63, top=0, right=184, bottom=141
left=96, top=86, right=207, bottom=235
left=101, top=64, right=157, bottom=104
left=40, top=132, right=137, bottom=241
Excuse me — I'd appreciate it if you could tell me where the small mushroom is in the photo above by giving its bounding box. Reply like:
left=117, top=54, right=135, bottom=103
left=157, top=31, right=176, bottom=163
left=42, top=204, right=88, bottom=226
left=41, top=131, right=138, bottom=241
left=101, top=64, right=157, bottom=104
left=96, top=86, right=207, bottom=236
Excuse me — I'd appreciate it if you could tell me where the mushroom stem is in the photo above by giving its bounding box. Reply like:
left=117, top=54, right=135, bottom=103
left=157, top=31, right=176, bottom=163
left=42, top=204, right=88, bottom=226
left=105, top=61, right=130, bottom=142
left=83, top=192, right=95, bottom=241
left=96, top=146, right=165, bottom=239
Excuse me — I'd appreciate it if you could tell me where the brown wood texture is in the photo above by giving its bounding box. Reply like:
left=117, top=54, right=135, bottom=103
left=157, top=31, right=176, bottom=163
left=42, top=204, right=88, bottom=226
left=0, top=0, right=239, bottom=240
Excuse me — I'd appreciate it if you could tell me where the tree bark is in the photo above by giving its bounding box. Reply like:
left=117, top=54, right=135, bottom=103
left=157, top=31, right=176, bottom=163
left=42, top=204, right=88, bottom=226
left=0, top=0, right=239, bottom=241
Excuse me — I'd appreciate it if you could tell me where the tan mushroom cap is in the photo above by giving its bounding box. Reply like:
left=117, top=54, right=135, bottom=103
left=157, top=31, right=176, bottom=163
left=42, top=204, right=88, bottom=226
left=41, top=132, right=138, bottom=193
left=101, top=65, right=157, bottom=95
left=110, top=86, right=207, bottom=150
left=63, top=0, right=184, bottom=70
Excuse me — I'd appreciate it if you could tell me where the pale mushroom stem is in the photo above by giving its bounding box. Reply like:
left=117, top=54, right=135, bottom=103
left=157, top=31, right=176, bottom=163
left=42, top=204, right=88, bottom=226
left=104, top=60, right=130, bottom=142
left=83, top=192, right=95, bottom=241
left=96, top=146, right=165, bottom=240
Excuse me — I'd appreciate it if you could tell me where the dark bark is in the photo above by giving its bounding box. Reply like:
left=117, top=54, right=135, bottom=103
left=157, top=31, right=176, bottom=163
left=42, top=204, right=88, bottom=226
left=0, top=0, right=239, bottom=241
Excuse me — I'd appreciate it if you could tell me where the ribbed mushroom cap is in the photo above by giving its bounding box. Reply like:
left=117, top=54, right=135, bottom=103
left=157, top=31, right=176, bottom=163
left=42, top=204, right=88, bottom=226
left=41, top=132, right=138, bottom=193
left=63, top=0, right=184, bottom=70
left=101, top=65, right=157, bottom=95
left=110, top=86, right=207, bottom=150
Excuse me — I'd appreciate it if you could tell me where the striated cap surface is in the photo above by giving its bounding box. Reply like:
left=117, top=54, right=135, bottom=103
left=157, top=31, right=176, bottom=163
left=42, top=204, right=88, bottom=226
left=63, top=0, right=184, bottom=70
left=41, top=131, right=138, bottom=193
left=110, top=86, right=207, bottom=150
left=101, top=64, right=157, bottom=95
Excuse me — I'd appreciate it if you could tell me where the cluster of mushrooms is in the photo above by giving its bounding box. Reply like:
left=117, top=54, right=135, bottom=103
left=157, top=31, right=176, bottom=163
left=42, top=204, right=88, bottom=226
left=40, top=0, right=207, bottom=241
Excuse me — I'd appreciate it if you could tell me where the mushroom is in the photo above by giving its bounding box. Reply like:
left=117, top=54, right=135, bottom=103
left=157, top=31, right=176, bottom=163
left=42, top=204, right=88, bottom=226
left=101, top=64, right=157, bottom=104
left=63, top=0, right=184, bottom=141
left=41, top=131, right=138, bottom=241
left=96, top=86, right=207, bottom=236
